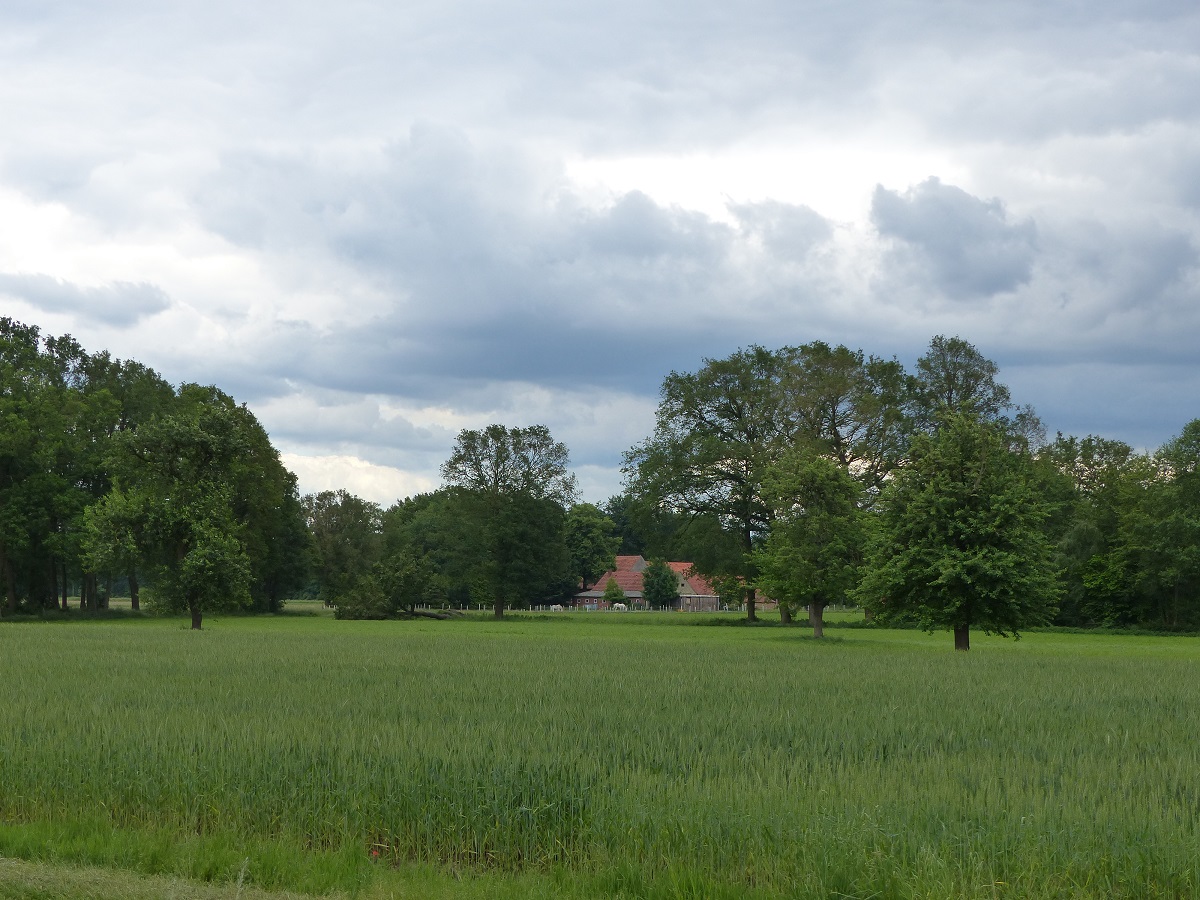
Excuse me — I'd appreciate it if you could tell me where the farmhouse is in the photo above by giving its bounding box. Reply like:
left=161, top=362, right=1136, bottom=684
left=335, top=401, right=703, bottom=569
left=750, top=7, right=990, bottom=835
left=575, top=555, right=722, bottom=611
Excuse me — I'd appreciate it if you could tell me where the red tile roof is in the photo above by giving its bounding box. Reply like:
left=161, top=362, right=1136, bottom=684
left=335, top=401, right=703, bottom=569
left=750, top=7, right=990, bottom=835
left=579, top=556, right=718, bottom=599
left=668, top=562, right=717, bottom=598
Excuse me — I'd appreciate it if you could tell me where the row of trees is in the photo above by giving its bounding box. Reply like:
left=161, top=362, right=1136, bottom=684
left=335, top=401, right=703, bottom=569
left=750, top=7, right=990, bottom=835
left=7, top=316, right=1195, bottom=643
left=305, top=426, right=626, bottom=619
left=1, top=318, right=625, bottom=626
left=619, top=336, right=1200, bottom=645
left=0, top=318, right=308, bottom=627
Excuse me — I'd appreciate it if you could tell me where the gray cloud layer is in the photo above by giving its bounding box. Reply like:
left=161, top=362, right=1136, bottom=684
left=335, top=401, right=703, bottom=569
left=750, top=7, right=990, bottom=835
left=2, top=0, right=1199, bottom=502
left=0, top=273, right=169, bottom=326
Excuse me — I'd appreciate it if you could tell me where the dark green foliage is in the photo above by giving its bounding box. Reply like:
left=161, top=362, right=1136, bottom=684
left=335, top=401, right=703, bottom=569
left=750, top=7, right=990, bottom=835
left=602, top=493, right=650, bottom=556
left=909, top=334, right=1043, bottom=446
left=622, top=346, right=790, bottom=620
left=303, top=490, right=383, bottom=606
left=0, top=319, right=312, bottom=621
left=857, top=412, right=1060, bottom=648
left=382, top=489, right=488, bottom=608
left=334, top=553, right=446, bottom=620
left=83, top=387, right=266, bottom=629
left=624, top=342, right=908, bottom=621
left=601, top=577, right=626, bottom=606
left=641, top=558, right=679, bottom=609
left=440, top=425, right=576, bottom=616
left=1125, top=421, right=1200, bottom=627
left=565, top=503, right=619, bottom=590
left=755, top=453, right=864, bottom=634
left=778, top=340, right=909, bottom=494
left=440, top=424, right=577, bottom=507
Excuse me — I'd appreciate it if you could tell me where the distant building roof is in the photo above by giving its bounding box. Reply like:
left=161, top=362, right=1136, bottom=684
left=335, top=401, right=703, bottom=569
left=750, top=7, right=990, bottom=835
left=578, top=556, right=718, bottom=601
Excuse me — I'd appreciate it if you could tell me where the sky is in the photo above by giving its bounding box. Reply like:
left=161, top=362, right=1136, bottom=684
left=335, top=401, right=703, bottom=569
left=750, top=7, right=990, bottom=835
left=2, top=0, right=1199, bottom=506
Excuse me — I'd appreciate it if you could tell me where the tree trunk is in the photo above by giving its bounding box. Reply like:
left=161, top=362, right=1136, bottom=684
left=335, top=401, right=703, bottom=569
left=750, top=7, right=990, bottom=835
left=60, top=563, right=68, bottom=610
left=48, top=560, right=58, bottom=612
left=809, top=602, right=825, bottom=639
left=191, top=606, right=203, bottom=630
left=745, top=587, right=757, bottom=622
left=779, top=603, right=792, bottom=626
left=493, top=598, right=504, bottom=619
left=129, top=572, right=140, bottom=611
left=954, top=625, right=970, bottom=651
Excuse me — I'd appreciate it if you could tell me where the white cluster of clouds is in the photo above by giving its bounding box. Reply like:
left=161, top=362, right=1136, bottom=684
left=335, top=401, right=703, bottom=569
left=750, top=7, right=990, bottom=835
left=2, top=0, right=1199, bottom=504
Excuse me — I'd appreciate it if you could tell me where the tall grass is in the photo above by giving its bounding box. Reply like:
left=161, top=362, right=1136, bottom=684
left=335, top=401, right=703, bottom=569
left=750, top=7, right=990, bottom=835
left=1, top=615, right=1197, bottom=897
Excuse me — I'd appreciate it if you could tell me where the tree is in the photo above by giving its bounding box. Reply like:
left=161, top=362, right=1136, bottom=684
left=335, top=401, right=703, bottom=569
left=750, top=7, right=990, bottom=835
left=441, top=425, right=576, bottom=617
left=909, top=335, right=1042, bottom=446
left=755, top=453, right=864, bottom=636
left=779, top=341, right=909, bottom=494
left=440, top=424, right=577, bottom=506
left=0, top=319, right=54, bottom=614
left=335, top=553, right=446, bottom=620
left=383, top=490, right=489, bottom=609
left=1037, top=433, right=1145, bottom=626
left=856, top=411, right=1060, bottom=650
left=623, top=346, right=790, bottom=621
left=565, top=503, right=620, bottom=590
left=83, top=386, right=259, bottom=629
left=642, top=558, right=680, bottom=610
left=601, top=577, right=626, bottom=607
left=1126, top=421, right=1200, bottom=628
left=303, top=490, right=383, bottom=606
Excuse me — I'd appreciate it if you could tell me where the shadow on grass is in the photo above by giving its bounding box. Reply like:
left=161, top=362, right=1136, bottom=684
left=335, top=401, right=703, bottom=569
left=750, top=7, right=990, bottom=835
left=0, top=607, right=152, bottom=625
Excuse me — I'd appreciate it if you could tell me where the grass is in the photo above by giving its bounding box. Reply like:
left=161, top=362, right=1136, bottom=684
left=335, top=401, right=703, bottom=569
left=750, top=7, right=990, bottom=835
left=1, top=610, right=1198, bottom=898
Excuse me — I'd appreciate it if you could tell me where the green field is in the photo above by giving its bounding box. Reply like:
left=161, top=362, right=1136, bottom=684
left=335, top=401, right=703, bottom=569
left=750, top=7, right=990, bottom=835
left=1, top=609, right=1198, bottom=899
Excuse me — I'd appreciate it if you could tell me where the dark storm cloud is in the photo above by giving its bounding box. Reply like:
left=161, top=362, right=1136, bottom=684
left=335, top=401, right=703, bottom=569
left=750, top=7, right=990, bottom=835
left=0, top=273, right=169, bottom=325
left=5, top=0, right=1200, bottom=502
left=871, top=178, right=1038, bottom=299
left=192, top=127, right=839, bottom=401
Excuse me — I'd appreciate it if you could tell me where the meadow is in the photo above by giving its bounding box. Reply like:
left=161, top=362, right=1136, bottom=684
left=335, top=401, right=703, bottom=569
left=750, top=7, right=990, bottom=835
left=1, top=608, right=1198, bottom=899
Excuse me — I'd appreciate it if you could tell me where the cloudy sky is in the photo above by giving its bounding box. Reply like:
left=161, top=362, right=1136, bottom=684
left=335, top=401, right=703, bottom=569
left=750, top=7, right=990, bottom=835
left=3, top=0, right=1199, bottom=505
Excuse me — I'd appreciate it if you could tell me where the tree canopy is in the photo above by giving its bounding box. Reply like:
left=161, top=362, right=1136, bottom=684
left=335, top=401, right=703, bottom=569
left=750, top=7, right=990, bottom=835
left=440, top=425, right=576, bottom=617
left=856, top=412, right=1060, bottom=649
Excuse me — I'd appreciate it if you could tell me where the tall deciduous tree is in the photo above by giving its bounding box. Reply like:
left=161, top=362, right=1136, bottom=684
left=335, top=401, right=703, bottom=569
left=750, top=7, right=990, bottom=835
left=642, top=558, right=680, bottom=610
left=83, top=386, right=260, bottom=629
left=909, top=335, right=1043, bottom=446
left=623, top=346, right=790, bottom=621
left=1129, top=421, right=1200, bottom=627
left=755, top=453, right=864, bottom=635
left=441, top=425, right=576, bottom=617
left=303, top=490, right=383, bottom=606
left=565, top=503, right=620, bottom=591
left=441, top=424, right=577, bottom=506
left=856, top=412, right=1060, bottom=650
left=779, top=341, right=909, bottom=494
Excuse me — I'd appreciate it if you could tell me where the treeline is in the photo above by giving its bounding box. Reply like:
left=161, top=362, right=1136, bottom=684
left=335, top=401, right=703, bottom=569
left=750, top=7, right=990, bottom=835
left=619, top=337, right=1200, bottom=640
left=0, top=318, right=308, bottom=626
left=5, top=316, right=1197, bottom=638
left=305, top=425, right=622, bottom=619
